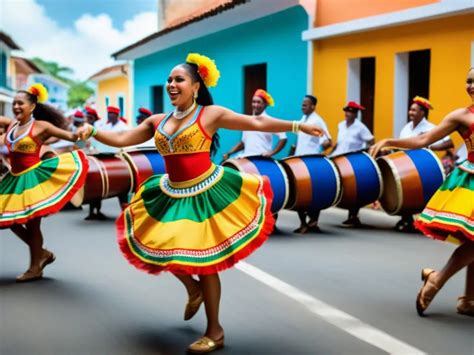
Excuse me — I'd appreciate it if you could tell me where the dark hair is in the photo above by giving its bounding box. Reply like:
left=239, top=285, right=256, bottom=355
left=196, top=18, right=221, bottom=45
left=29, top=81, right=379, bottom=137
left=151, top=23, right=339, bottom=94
left=18, top=90, right=68, bottom=129
left=305, top=95, right=317, bottom=106
left=181, top=62, right=220, bottom=156
left=413, top=102, right=429, bottom=117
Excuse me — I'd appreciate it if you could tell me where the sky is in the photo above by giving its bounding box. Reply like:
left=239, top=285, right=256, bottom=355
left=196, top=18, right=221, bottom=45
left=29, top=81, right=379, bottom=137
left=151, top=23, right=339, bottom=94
left=0, top=0, right=159, bottom=80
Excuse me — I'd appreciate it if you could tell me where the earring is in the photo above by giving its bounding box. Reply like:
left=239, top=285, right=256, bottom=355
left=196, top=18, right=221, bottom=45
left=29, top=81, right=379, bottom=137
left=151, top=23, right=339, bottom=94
left=193, top=92, right=198, bottom=99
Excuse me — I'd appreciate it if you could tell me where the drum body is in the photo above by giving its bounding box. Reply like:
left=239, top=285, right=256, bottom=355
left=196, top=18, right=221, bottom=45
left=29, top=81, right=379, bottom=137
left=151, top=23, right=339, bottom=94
left=332, top=151, right=383, bottom=209
left=80, top=153, right=134, bottom=205
left=281, top=154, right=341, bottom=212
left=223, top=156, right=289, bottom=213
left=377, top=149, right=445, bottom=215
left=121, top=148, right=166, bottom=191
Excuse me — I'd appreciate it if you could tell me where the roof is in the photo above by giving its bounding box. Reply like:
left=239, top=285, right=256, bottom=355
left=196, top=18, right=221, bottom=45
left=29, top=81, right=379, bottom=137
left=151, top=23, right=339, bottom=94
left=12, top=56, right=43, bottom=74
left=88, top=64, right=128, bottom=81
left=112, top=0, right=248, bottom=58
left=0, top=31, right=21, bottom=50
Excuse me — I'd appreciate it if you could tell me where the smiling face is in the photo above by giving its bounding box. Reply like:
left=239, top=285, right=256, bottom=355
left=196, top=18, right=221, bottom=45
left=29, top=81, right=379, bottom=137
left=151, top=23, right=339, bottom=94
left=302, top=97, right=315, bottom=115
left=167, top=65, right=200, bottom=109
left=252, top=96, right=267, bottom=115
left=12, top=92, right=35, bottom=123
left=467, top=68, right=474, bottom=102
left=408, top=103, right=425, bottom=124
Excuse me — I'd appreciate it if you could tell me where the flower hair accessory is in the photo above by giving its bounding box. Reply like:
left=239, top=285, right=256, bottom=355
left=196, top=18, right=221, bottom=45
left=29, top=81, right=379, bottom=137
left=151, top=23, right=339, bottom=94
left=413, top=96, right=433, bottom=110
left=27, top=83, right=49, bottom=103
left=254, top=89, right=275, bottom=107
left=186, top=53, right=220, bottom=88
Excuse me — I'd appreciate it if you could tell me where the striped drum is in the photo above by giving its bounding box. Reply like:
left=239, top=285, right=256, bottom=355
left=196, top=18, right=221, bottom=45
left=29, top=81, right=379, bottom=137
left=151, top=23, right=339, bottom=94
left=121, top=147, right=166, bottom=191
left=376, top=149, right=445, bottom=215
left=332, top=151, right=383, bottom=209
left=223, top=156, right=289, bottom=213
left=281, top=154, right=341, bottom=212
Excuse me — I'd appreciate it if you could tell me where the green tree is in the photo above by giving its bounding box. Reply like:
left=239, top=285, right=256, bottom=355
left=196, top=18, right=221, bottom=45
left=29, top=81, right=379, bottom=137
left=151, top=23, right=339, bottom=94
left=68, top=81, right=94, bottom=108
left=31, top=57, right=74, bottom=84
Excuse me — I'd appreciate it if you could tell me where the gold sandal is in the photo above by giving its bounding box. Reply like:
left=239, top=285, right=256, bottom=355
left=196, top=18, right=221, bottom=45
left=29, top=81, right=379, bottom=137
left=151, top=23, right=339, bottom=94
left=16, top=269, right=43, bottom=283
left=187, top=335, right=224, bottom=353
left=184, top=291, right=203, bottom=321
left=416, top=268, right=440, bottom=316
left=457, top=296, right=474, bottom=317
left=40, top=249, right=56, bottom=270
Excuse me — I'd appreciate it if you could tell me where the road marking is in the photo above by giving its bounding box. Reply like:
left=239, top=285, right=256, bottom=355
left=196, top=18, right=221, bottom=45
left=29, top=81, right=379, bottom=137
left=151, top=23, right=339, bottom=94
left=236, top=261, right=426, bottom=355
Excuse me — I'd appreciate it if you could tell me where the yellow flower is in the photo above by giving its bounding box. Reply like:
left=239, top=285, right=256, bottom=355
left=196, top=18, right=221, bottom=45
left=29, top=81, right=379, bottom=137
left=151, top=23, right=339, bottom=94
left=186, top=53, right=220, bottom=88
left=27, top=83, right=49, bottom=103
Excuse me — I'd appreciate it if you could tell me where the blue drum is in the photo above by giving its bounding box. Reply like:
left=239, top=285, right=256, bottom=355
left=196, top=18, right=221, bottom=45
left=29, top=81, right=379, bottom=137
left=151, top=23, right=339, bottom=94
left=281, top=154, right=341, bottom=212
left=223, top=156, right=289, bottom=213
left=121, top=148, right=166, bottom=192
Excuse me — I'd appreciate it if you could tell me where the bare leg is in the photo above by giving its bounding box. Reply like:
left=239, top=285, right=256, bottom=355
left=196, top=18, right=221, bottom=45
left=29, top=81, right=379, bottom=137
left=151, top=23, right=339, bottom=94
left=174, top=273, right=200, bottom=296
left=294, top=211, right=308, bottom=233
left=24, top=218, right=44, bottom=273
left=464, top=262, right=474, bottom=298
left=10, top=224, right=30, bottom=245
left=199, top=274, right=224, bottom=340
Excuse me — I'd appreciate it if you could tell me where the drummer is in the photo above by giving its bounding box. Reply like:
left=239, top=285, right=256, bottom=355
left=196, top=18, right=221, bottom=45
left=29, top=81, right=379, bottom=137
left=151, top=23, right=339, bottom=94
left=331, top=101, right=374, bottom=227
left=85, top=106, right=130, bottom=221
left=222, top=89, right=287, bottom=159
left=136, top=107, right=153, bottom=125
left=293, top=95, right=332, bottom=233
left=394, top=96, right=454, bottom=232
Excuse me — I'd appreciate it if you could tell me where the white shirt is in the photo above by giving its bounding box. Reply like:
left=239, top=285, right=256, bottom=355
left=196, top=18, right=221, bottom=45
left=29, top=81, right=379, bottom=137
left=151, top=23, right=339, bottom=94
left=93, top=120, right=129, bottom=153
left=399, top=117, right=450, bottom=145
left=331, top=119, right=373, bottom=156
left=241, top=111, right=286, bottom=157
left=294, top=112, right=331, bottom=156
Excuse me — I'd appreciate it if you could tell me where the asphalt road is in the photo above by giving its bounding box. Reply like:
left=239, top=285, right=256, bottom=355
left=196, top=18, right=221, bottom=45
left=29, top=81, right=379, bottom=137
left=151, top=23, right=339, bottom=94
left=1, top=201, right=473, bottom=355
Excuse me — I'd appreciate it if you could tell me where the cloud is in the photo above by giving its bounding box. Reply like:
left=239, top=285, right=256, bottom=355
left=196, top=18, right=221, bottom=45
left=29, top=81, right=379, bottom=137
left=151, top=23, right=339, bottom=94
left=1, top=0, right=157, bottom=80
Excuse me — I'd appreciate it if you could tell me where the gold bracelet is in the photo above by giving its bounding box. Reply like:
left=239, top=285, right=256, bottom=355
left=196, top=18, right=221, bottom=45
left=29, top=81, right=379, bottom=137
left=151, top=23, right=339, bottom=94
left=292, top=121, right=300, bottom=133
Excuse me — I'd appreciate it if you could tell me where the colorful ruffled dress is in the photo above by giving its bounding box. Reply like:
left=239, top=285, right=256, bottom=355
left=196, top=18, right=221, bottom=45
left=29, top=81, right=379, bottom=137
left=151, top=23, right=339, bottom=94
left=117, top=106, right=274, bottom=275
left=0, top=119, right=88, bottom=227
left=414, top=106, right=474, bottom=244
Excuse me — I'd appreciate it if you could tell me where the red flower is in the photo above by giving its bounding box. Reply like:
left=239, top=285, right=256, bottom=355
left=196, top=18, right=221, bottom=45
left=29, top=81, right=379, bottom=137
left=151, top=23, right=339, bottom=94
left=198, top=65, right=209, bottom=79
left=29, top=87, right=39, bottom=96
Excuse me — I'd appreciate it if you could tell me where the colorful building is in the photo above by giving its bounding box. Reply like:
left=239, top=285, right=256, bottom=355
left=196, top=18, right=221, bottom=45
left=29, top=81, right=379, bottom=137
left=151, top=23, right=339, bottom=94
left=304, top=0, right=474, bottom=148
left=113, top=0, right=314, bottom=158
left=0, top=31, right=20, bottom=116
left=88, top=64, right=131, bottom=123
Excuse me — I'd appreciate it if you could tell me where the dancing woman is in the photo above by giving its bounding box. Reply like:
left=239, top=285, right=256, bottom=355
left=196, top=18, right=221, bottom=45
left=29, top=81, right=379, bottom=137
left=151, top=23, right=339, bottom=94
left=0, top=84, right=88, bottom=282
left=370, top=67, right=474, bottom=317
left=78, top=53, right=323, bottom=353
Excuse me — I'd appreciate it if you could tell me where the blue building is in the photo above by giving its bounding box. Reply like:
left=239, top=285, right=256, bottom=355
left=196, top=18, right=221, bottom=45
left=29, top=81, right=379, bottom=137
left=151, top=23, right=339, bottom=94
left=113, top=0, right=313, bottom=158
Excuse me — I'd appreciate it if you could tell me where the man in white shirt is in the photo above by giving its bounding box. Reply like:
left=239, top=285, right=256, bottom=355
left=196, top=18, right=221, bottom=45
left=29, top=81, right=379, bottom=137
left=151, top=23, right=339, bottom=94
left=331, top=101, right=374, bottom=227
left=293, top=95, right=332, bottom=234
left=86, top=105, right=130, bottom=221
left=223, top=89, right=287, bottom=159
left=395, top=96, right=453, bottom=232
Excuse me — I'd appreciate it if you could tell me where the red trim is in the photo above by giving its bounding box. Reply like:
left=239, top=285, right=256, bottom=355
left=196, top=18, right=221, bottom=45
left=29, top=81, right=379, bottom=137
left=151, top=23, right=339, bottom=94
left=414, top=220, right=473, bottom=243
left=153, top=113, right=167, bottom=131
left=196, top=106, right=212, bottom=141
left=0, top=151, right=89, bottom=227
left=116, top=176, right=275, bottom=275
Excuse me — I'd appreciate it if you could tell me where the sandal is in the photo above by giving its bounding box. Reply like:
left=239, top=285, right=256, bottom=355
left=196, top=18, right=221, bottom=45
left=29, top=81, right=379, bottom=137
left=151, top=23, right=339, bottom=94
left=456, top=296, right=474, bottom=317
left=184, top=291, right=203, bottom=321
left=416, top=268, right=440, bottom=316
left=187, top=335, right=224, bottom=353
left=16, top=269, right=43, bottom=283
left=40, top=249, right=56, bottom=271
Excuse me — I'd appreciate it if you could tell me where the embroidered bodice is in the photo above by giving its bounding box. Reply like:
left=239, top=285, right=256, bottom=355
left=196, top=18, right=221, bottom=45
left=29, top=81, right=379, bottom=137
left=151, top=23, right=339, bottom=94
left=463, top=106, right=474, bottom=162
left=5, top=119, right=42, bottom=174
left=154, top=106, right=213, bottom=183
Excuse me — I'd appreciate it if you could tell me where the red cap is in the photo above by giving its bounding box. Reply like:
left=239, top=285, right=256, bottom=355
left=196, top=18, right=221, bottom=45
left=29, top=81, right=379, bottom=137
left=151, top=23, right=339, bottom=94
left=138, top=107, right=153, bottom=116
left=73, top=110, right=84, bottom=118
left=119, top=117, right=128, bottom=124
left=107, top=106, right=120, bottom=114
left=343, top=101, right=365, bottom=112
left=85, top=106, right=98, bottom=116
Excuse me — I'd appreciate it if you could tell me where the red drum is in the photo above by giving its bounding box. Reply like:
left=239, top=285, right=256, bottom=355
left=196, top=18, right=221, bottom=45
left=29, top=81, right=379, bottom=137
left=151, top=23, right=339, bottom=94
left=376, top=149, right=445, bottom=215
left=76, top=153, right=134, bottom=205
left=121, top=148, right=166, bottom=192
left=281, top=154, right=341, bottom=212
left=332, top=151, right=383, bottom=209
left=223, top=156, right=289, bottom=213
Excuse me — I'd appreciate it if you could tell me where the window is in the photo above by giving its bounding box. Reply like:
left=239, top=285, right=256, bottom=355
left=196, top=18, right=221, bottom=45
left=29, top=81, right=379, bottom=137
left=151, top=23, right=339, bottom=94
left=151, top=85, right=164, bottom=114
left=118, top=95, right=125, bottom=117
left=244, top=63, right=267, bottom=114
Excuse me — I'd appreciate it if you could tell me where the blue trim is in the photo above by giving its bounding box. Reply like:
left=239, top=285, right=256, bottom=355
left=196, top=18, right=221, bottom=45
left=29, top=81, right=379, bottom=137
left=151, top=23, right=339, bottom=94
left=158, top=106, right=202, bottom=140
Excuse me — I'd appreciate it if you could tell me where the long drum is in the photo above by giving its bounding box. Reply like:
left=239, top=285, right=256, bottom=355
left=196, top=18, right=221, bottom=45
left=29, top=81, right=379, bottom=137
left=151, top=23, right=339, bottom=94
left=376, top=149, right=445, bottom=215
left=332, top=151, right=383, bottom=209
left=223, top=156, right=289, bottom=213
left=75, top=153, right=134, bottom=205
left=281, top=154, right=341, bottom=212
left=121, top=148, right=166, bottom=191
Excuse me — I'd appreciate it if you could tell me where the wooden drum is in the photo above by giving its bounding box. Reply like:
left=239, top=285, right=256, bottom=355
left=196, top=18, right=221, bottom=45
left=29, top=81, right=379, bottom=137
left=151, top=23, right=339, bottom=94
left=332, top=151, right=383, bottom=209
left=223, top=156, right=289, bottom=213
left=376, top=149, right=445, bottom=215
left=121, top=148, right=166, bottom=191
left=281, top=154, right=341, bottom=212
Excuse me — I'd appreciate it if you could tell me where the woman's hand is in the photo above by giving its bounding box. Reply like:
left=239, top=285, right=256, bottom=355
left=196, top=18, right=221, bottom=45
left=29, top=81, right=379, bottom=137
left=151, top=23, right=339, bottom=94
left=300, top=123, right=324, bottom=137
left=77, top=124, right=93, bottom=141
left=369, top=139, right=390, bottom=157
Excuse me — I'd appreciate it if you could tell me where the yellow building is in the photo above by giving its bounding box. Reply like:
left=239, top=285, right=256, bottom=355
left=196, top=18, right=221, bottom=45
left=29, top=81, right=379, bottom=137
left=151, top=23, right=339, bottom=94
left=304, top=0, right=474, bottom=148
left=88, top=64, right=132, bottom=123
